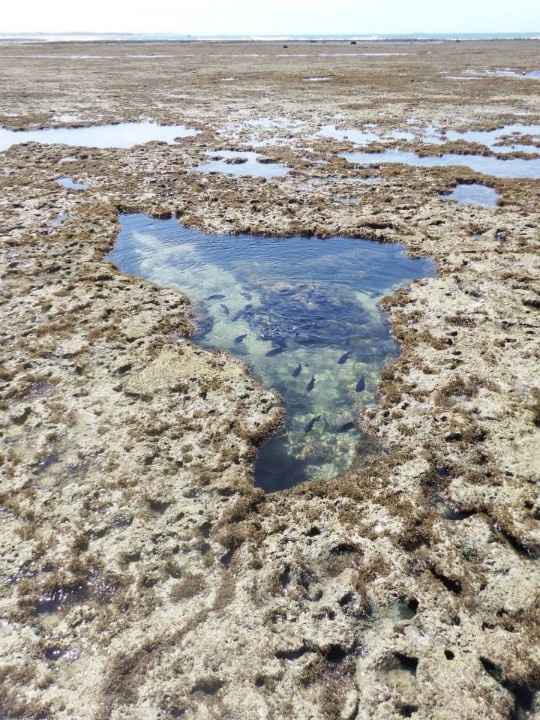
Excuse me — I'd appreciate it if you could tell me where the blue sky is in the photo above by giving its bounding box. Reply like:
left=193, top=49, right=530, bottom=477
left=3, top=0, right=540, bottom=34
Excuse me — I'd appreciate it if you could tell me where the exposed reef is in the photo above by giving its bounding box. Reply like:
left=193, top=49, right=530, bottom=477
left=0, top=39, right=539, bottom=719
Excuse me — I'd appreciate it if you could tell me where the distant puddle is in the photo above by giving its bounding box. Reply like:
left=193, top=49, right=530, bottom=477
left=57, top=176, right=88, bottom=191
left=304, top=76, right=332, bottom=82
left=443, top=123, right=540, bottom=154
left=319, top=125, right=415, bottom=145
left=108, top=215, right=434, bottom=491
left=321, top=122, right=540, bottom=155
left=342, top=149, right=540, bottom=179
left=0, top=121, right=198, bottom=152
left=441, top=183, right=498, bottom=207
left=491, top=69, right=540, bottom=79
left=196, top=150, right=289, bottom=178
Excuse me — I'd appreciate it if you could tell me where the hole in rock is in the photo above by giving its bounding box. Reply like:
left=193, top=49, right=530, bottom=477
left=399, top=706, right=419, bottom=718
left=394, top=652, right=419, bottom=675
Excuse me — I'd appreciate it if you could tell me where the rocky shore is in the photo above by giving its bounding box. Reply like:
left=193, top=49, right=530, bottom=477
left=0, top=40, right=539, bottom=719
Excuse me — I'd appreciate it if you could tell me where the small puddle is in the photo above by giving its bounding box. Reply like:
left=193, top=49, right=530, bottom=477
left=321, top=122, right=540, bottom=156
left=441, top=183, right=498, bottom=207
left=0, top=121, right=199, bottom=152
left=107, top=215, right=434, bottom=491
left=304, top=77, right=332, bottom=82
left=196, top=150, right=289, bottom=178
left=51, top=211, right=68, bottom=228
left=57, top=176, right=88, bottom=191
left=342, top=149, right=540, bottom=179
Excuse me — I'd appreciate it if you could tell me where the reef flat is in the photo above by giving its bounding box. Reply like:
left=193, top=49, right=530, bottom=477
left=0, top=39, right=539, bottom=719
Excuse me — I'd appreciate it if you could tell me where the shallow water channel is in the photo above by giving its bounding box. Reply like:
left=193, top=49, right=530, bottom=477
left=108, top=215, right=434, bottom=491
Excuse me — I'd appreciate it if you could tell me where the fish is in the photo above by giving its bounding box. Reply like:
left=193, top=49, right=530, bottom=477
left=207, top=293, right=226, bottom=300
left=338, top=422, right=355, bottom=433
left=306, top=376, right=315, bottom=392
left=232, top=310, right=244, bottom=321
left=266, top=346, right=285, bottom=357
left=241, top=291, right=253, bottom=300
left=234, top=334, right=247, bottom=344
left=355, top=376, right=366, bottom=393
left=304, top=416, right=321, bottom=433
left=338, top=351, right=351, bottom=365
left=220, top=304, right=230, bottom=316
left=292, top=363, right=302, bottom=377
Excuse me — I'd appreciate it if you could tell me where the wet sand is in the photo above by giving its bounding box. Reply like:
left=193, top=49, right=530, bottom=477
left=0, top=40, right=539, bottom=719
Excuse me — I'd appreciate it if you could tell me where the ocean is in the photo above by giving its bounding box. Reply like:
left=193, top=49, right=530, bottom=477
left=0, top=32, right=539, bottom=44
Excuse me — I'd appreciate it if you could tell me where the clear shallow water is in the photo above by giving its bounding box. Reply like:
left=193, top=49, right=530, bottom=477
left=342, top=149, right=540, bottom=179
left=441, top=183, right=499, bottom=207
left=108, top=215, right=434, bottom=491
left=0, top=122, right=198, bottom=152
left=196, top=150, right=290, bottom=178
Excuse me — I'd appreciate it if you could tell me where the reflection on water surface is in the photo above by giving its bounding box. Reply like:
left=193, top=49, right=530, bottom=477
left=108, top=215, right=434, bottom=491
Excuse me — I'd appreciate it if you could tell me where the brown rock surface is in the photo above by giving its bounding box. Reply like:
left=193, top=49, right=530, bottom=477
left=0, top=39, right=539, bottom=719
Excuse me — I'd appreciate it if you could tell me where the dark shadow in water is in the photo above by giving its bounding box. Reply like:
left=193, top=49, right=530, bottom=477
left=107, top=215, right=435, bottom=491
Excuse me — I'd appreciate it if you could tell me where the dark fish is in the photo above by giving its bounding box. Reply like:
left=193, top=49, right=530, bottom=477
left=241, top=291, right=253, bottom=300
left=292, top=363, right=302, bottom=377
left=338, top=422, right=355, bottom=433
left=207, top=293, right=225, bottom=300
left=306, top=376, right=315, bottom=392
left=220, top=304, right=230, bottom=316
left=355, top=376, right=366, bottom=393
left=266, top=346, right=285, bottom=357
left=232, top=310, right=244, bottom=321
left=338, top=351, right=351, bottom=365
left=234, top=334, right=247, bottom=344
left=304, top=416, right=321, bottom=433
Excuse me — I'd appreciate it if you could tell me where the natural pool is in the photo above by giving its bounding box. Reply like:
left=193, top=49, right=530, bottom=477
left=318, top=125, right=416, bottom=145
left=341, top=149, right=540, bottom=179
left=321, top=121, right=540, bottom=159
left=57, top=176, right=88, bottom=191
left=0, top=121, right=199, bottom=152
left=441, top=183, right=499, bottom=207
left=196, top=150, right=290, bottom=178
left=108, top=215, right=434, bottom=491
